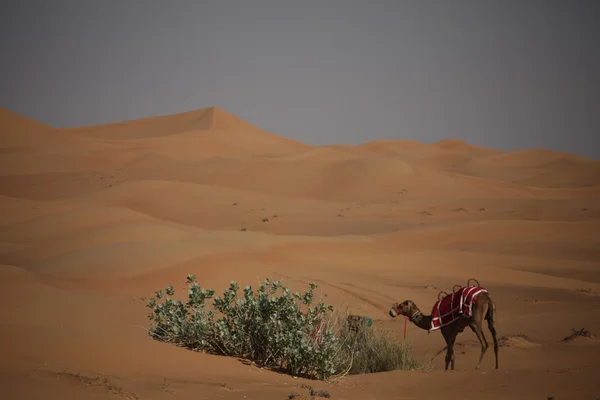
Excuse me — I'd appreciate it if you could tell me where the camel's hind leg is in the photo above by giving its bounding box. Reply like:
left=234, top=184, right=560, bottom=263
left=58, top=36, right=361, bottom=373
left=486, top=298, right=499, bottom=369
left=470, top=302, right=489, bottom=370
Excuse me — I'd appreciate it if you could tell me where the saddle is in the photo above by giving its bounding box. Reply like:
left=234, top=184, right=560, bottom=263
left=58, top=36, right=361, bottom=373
left=436, top=278, right=480, bottom=302
left=429, top=278, right=486, bottom=332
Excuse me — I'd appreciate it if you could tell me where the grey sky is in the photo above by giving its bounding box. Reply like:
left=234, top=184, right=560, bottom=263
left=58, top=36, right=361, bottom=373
left=2, top=0, right=599, bottom=158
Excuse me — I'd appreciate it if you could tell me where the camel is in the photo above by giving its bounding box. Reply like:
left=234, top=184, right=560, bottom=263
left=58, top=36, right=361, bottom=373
left=389, top=283, right=498, bottom=371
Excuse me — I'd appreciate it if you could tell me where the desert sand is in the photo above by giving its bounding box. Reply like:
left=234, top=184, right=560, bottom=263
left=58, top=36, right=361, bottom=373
left=1, top=105, right=599, bottom=399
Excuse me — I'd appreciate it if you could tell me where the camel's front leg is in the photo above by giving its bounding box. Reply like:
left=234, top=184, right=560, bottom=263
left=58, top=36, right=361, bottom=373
left=441, top=328, right=457, bottom=371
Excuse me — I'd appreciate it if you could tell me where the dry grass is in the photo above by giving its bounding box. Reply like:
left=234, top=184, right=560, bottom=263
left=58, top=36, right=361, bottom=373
left=575, top=288, right=599, bottom=296
left=498, top=333, right=534, bottom=348
left=159, top=378, right=174, bottom=394
left=289, top=383, right=331, bottom=399
left=327, top=305, right=432, bottom=376
left=562, top=328, right=595, bottom=343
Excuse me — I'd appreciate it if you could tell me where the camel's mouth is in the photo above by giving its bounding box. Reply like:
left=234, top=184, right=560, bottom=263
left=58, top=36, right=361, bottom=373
left=389, top=308, right=399, bottom=318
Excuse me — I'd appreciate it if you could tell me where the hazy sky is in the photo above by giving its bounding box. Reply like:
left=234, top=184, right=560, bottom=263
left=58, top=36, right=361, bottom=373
left=2, top=1, right=599, bottom=158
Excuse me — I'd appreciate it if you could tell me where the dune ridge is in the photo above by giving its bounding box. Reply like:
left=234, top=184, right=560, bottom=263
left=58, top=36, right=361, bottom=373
left=1, top=105, right=599, bottom=399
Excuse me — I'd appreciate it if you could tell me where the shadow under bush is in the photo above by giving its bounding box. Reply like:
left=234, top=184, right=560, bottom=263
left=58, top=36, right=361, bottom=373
left=145, top=275, right=430, bottom=380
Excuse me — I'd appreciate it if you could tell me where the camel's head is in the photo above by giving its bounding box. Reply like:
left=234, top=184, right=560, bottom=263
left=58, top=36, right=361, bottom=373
left=389, top=300, right=418, bottom=318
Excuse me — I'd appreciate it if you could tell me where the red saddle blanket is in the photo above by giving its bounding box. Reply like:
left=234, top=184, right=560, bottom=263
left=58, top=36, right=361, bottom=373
left=429, top=286, right=487, bottom=331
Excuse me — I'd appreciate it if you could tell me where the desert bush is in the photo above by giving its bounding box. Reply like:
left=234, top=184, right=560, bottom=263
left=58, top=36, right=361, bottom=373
left=145, top=275, right=428, bottom=380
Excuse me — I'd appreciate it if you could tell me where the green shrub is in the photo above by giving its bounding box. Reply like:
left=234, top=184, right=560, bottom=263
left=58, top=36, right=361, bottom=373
left=145, top=275, right=429, bottom=380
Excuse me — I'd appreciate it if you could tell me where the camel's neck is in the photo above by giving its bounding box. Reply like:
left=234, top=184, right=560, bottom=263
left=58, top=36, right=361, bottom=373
left=410, top=309, right=432, bottom=331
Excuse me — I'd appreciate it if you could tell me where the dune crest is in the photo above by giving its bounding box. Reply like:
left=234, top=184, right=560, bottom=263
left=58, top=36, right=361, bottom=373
left=433, top=138, right=503, bottom=157
left=61, top=106, right=310, bottom=157
left=357, top=139, right=447, bottom=159
left=0, top=106, right=80, bottom=148
left=1, top=107, right=51, bottom=134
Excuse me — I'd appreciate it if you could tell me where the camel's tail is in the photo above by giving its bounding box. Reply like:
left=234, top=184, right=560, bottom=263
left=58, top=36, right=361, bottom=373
left=485, top=295, right=499, bottom=369
left=486, top=296, right=497, bottom=326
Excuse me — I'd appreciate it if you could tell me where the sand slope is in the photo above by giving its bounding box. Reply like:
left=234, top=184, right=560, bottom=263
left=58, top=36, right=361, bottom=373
left=1, top=106, right=600, bottom=399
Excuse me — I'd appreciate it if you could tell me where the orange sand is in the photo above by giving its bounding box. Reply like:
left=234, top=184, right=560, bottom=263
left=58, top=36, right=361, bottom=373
left=1, top=106, right=599, bottom=399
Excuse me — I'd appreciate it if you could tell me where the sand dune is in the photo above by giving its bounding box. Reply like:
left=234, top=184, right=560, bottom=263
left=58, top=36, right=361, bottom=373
left=357, top=139, right=447, bottom=159
left=1, top=106, right=55, bottom=147
left=482, top=148, right=595, bottom=167
left=64, top=106, right=311, bottom=156
left=1, top=106, right=102, bottom=152
left=111, top=151, right=416, bottom=201
left=447, top=148, right=600, bottom=188
left=1, top=107, right=141, bottom=175
left=109, top=147, right=539, bottom=202
left=1, top=106, right=600, bottom=399
left=432, top=138, right=504, bottom=157
left=278, top=146, right=358, bottom=162
left=63, top=107, right=216, bottom=139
